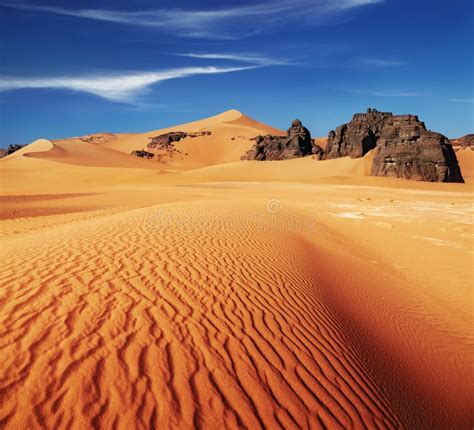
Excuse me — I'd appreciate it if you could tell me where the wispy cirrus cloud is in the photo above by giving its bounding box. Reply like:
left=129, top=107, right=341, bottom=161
left=449, top=98, right=474, bottom=103
left=368, top=90, right=427, bottom=97
left=361, top=59, right=407, bottom=67
left=348, top=89, right=428, bottom=97
left=0, top=66, right=257, bottom=103
left=176, top=52, right=296, bottom=66
left=2, top=0, right=384, bottom=39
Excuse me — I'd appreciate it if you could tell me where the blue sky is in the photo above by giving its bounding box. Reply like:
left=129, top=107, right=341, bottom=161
left=0, top=0, right=473, bottom=146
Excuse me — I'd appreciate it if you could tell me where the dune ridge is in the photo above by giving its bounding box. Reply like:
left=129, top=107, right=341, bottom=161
left=2, top=139, right=54, bottom=159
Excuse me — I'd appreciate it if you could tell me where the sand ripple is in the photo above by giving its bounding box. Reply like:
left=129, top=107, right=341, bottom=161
left=0, top=202, right=403, bottom=429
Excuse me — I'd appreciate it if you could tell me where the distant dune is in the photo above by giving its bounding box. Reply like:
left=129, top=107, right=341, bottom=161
left=0, top=110, right=473, bottom=429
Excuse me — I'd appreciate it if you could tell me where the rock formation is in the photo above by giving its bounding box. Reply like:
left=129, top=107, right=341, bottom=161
left=0, top=144, right=25, bottom=158
left=371, top=116, right=464, bottom=182
left=242, top=119, right=323, bottom=161
left=325, top=109, right=392, bottom=159
left=79, top=133, right=116, bottom=144
left=312, top=144, right=325, bottom=160
left=325, top=109, right=464, bottom=182
left=451, top=134, right=474, bottom=151
left=131, top=150, right=154, bottom=159
left=188, top=131, right=211, bottom=138
left=147, top=131, right=211, bottom=150
left=148, top=132, right=187, bottom=149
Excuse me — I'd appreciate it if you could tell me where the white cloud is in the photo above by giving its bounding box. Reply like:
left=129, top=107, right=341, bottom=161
left=0, top=66, right=257, bottom=102
left=348, top=89, right=427, bottom=97
left=362, top=59, right=407, bottom=67
left=176, top=53, right=293, bottom=66
left=369, top=91, right=427, bottom=97
left=3, top=0, right=384, bottom=39
left=449, top=98, right=474, bottom=103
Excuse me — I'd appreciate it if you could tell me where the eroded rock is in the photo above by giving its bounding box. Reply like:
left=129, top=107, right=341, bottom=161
left=371, top=118, right=464, bottom=182
left=325, top=109, right=464, bottom=182
left=242, top=119, right=319, bottom=160
left=147, top=131, right=211, bottom=150
left=325, top=110, right=392, bottom=159
left=451, top=134, right=474, bottom=151
left=148, top=132, right=187, bottom=149
left=131, top=150, right=154, bottom=159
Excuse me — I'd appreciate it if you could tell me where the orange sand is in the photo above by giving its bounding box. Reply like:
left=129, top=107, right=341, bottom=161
left=0, top=111, right=473, bottom=429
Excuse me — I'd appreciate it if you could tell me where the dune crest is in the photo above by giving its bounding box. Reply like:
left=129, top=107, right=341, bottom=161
left=3, top=139, right=53, bottom=159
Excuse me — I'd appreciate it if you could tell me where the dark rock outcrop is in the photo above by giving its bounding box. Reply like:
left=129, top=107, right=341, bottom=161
left=371, top=117, right=464, bottom=182
left=148, top=132, right=187, bottom=149
left=147, top=130, right=211, bottom=150
left=312, top=143, right=325, bottom=160
left=242, top=119, right=321, bottom=161
left=325, top=109, right=464, bottom=182
left=131, top=150, right=154, bottom=159
left=0, top=144, right=25, bottom=158
left=325, top=109, right=392, bottom=159
left=287, top=119, right=313, bottom=155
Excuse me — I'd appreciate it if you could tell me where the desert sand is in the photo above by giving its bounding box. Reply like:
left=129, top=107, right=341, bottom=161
left=0, top=110, right=473, bottom=429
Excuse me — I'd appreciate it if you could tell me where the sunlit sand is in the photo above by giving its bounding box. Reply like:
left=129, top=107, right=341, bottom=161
left=1, top=111, right=473, bottom=429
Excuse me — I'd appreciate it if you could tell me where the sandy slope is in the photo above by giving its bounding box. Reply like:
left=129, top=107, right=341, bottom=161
left=456, top=149, right=474, bottom=179
left=0, top=111, right=473, bottom=429
left=38, top=110, right=284, bottom=170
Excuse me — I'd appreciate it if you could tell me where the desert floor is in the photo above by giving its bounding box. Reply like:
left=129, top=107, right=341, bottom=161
left=1, top=111, right=473, bottom=429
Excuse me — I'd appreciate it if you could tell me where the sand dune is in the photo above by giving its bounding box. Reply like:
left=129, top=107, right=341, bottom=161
left=28, top=140, right=158, bottom=169
left=1, top=110, right=473, bottom=429
left=2, top=139, right=54, bottom=159
left=7, top=110, right=283, bottom=171
left=1, top=184, right=472, bottom=428
left=0, top=201, right=408, bottom=429
left=99, top=109, right=285, bottom=169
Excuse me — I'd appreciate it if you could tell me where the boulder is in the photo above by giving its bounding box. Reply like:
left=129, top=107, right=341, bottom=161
left=241, top=119, right=317, bottom=161
left=131, top=150, right=154, bottom=159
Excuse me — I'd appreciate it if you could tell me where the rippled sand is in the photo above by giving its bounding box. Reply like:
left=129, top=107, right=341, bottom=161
left=1, top=111, right=473, bottom=429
